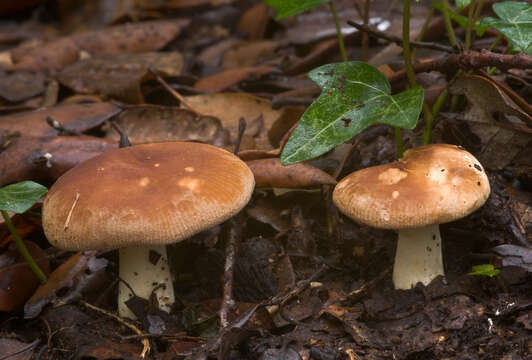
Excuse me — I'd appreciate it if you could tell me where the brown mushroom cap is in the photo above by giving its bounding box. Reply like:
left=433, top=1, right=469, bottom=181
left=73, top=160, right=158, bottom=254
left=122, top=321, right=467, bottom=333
left=43, top=142, right=254, bottom=250
left=333, top=144, right=490, bottom=229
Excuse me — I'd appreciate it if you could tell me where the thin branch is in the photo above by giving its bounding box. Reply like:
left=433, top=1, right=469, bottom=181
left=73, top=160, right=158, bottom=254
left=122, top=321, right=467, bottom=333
left=220, top=215, right=242, bottom=328
left=148, top=68, right=203, bottom=115
left=347, top=20, right=455, bottom=53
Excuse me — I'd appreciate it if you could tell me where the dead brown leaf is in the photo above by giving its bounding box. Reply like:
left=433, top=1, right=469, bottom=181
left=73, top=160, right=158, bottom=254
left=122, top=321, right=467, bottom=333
left=57, top=52, right=183, bottom=103
left=106, top=105, right=228, bottom=146
left=449, top=74, right=532, bottom=170
left=221, top=41, right=279, bottom=70
left=194, top=66, right=277, bottom=93
left=237, top=2, right=270, bottom=41
left=10, top=19, right=189, bottom=72
left=0, top=241, right=50, bottom=312
left=0, top=102, right=121, bottom=137
left=0, top=71, right=45, bottom=103
left=24, top=251, right=107, bottom=319
left=0, top=338, right=39, bottom=360
left=246, top=158, right=336, bottom=188
left=0, top=135, right=117, bottom=186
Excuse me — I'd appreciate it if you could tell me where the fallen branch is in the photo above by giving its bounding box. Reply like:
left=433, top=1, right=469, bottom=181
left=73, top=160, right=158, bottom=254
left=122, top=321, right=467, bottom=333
left=389, top=50, right=532, bottom=84
left=347, top=20, right=456, bottom=53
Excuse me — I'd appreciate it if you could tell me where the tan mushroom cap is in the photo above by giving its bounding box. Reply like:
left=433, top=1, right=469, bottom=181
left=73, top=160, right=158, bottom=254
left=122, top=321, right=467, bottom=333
left=333, top=144, right=490, bottom=229
left=42, top=142, right=255, bottom=250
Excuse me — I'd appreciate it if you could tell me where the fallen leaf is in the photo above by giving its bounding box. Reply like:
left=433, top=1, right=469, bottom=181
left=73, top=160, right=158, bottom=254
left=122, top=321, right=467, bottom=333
left=492, top=244, right=532, bottom=273
left=0, top=71, right=45, bottom=103
left=24, top=251, right=107, bottom=319
left=0, top=102, right=121, bottom=137
left=246, top=158, right=337, bottom=188
left=0, top=135, right=117, bottom=186
left=10, top=19, right=190, bottom=72
left=0, top=241, right=50, bottom=311
left=105, top=106, right=229, bottom=146
left=194, top=66, right=277, bottom=93
left=237, top=2, right=270, bottom=41
left=57, top=52, right=184, bottom=103
left=221, top=41, right=279, bottom=70
left=0, top=338, right=39, bottom=360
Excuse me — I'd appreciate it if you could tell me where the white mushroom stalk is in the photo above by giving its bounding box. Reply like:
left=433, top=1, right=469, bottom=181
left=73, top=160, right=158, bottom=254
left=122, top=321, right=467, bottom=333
left=118, top=245, right=175, bottom=318
left=393, top=225, right=444, bottom=290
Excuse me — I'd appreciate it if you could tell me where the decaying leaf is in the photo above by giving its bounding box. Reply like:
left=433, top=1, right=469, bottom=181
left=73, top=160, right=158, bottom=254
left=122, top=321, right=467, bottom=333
left=221, top=41, right=279, bottom=70
left=449, top=74, right=532, bottom=170
left=24, top=251, right=107, bottom=319
left=105, top=106, right=228, bottom=146
left=0, top=241, right=50, bottom=312
left=194, top=65, right=278, bottom=93
left=0, top=338, right=39, bottom=360
left=57, top=52, right=184, bottom=103
left=0, top=71, right=45, bottom=103
left=10, top=19, right=190, bottom=72
left=0, top=102, right=121, bottom=137
left=492, top=244, right=532, bottom=272
left=185, top=93, right=302, bottom=150
left=246, top=158, right=336, bottom=188
left=0, top=135, right=117, bottom=186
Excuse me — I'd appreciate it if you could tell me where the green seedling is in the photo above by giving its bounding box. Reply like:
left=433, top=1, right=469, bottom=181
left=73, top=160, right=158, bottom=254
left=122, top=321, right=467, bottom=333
left=434, top=1, right=489, bottom=37
left=280, top=61, right=424, bottom=165
left=481, top=2, right=532, bottom=55
left=264, top=0, right=347, bottom=61
left=468, top=264, right=501, bottom=278
left=0, top=181, right=48, bottom=284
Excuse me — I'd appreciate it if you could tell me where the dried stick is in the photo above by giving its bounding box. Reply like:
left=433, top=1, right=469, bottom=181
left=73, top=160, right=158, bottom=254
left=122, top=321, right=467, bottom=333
left=347, top=20, right=456, bottom=53
left=148, top=68, right=203, bottom=115
left=389, top=50, right=532, bottom=84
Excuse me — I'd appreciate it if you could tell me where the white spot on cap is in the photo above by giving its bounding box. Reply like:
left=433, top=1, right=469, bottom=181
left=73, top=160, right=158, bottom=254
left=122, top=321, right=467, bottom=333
left=392, top=191, right=399, bottom=199
left=380, top=209, right=390, bottom=221
left=178, top=177, right=201, bottom=191
left=154, top=163, right=160, bottom=167
left=139, top=177, right=150, bottom=187
left=378, top=168, right=408, bottom=185
left=184, top=166, right=194, bottom=173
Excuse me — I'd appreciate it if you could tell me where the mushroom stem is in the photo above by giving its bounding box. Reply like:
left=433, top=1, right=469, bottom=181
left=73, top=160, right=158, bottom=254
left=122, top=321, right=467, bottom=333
left=393, top=224, right=444, bottom=289
left=118, top=245, right=175, bottom=319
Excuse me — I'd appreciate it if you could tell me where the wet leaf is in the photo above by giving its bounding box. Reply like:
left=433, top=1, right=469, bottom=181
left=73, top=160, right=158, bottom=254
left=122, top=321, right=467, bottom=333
left=0, top=182, right=47, bottom=214
left=246, top=158, right=336, bottom=188
left=0, top=338, right=39, bottom=360
left=481, top=2, right=532, bottom=55
left=0, top=241, right=50, bottom=312
left=264, top=0, right=330, bottom=20
left=106, top=106, right=228, bottom=146
left=0, top=135, right=117, bottom=187
left=57, top=52, right=184, bottom=103
left=194, top=65, right=277, bottom=93
left=281, top=62, right=423, bottom=165
left=24, top=251, right=107, bottom=319
left=0, top=71, right=45, bottom=103
left=0, top=102, right=121, bottom=137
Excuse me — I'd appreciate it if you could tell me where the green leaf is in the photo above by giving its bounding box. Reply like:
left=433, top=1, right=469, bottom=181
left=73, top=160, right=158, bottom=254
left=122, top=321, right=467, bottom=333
left=264, top=0, right=330, bottom=20
left=481, top=2, right=532, bottom=55
left=280, top=62, right=423, bottom=165
left=434, top=1, right=489, bottom=36
left=468, top=264, right=501, bottom=277
left=0, top=181, right=48, bottom=214
left=455, top=0, right=471, bottom=11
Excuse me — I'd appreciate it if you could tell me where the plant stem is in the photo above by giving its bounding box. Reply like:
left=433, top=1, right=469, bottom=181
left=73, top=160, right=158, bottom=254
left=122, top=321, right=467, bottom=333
left=464, top=0, right=476, bottom=51
left=1, top=210, right=47, bottom=284
left=329, top=1, right=347, bottom=62
left=394, top=128, right=404, bottom=157
left=441, top=0, right=458, bottom=47
left=412, top=1, right=435, bottom=59
left=361, top=0, right=370, bottom=62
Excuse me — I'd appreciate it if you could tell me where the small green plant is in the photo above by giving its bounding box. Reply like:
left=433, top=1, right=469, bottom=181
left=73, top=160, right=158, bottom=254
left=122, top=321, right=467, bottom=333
left=280, top=61, right=424, bottom=165
left=468, top=264, right=501, bottom=278
left=0, top=181, right=48, bottom=284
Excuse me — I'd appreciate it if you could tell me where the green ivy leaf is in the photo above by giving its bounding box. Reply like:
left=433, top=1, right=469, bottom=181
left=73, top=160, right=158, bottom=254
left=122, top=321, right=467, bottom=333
left=468, top=264, right=501, bottom=277
left=264, top=0, right=330, bottom=20
left=434, top=2, right=489, bottom=36
left=455, top=0, right=471, bottom=11
left=481, top=2, right=532, bottom=55
left=0, top=181, right=48, bottom=214
left=280, top=62, right=423, bottom=165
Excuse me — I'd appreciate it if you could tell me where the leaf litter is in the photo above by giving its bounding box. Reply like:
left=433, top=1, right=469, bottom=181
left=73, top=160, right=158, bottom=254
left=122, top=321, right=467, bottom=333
left=0, top=1, right=531, bottom=359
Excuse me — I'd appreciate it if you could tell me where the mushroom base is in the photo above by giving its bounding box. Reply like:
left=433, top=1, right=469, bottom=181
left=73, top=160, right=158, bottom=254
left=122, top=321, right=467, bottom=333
left=393, top=224, right=444, bottom=290
left=118, top=245, right=175, bottom=319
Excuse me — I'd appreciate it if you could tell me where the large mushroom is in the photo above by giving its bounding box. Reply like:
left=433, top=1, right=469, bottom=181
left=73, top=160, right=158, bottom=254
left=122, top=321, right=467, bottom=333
left=333, top=144, right=490, bottom=289
left=42, top=142, right=254, bottom=318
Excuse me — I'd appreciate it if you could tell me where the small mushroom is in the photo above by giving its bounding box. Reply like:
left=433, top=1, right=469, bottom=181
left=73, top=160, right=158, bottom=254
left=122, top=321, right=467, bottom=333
left=333, top=144, right=490, bottom=289
left=42, top=142, right=254, bottom=318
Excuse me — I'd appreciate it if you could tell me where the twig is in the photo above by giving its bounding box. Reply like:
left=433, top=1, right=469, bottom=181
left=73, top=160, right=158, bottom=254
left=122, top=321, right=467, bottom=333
left=79, top=300, right=150, bottom=358
left=109, top=121, right=131, bottom=148
left=220, top=215, right=242, bottom=328
left=389, top=50, right=532, bottom=84
left=148, top=68, right=203, bottom=115
left=347, top=21, right=455, bottom=53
